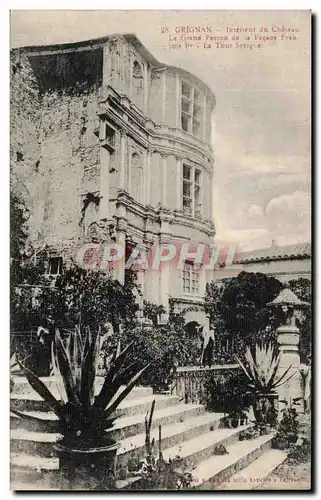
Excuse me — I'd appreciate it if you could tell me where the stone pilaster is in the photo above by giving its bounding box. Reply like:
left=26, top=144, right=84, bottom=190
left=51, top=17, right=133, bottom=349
left=161, top=152, right=168, bottom=206
left=99, top=145, right=110, bottom=220
left=119, top=131, right=127, bottom=191
left=276, top=324, right=304, bottom=413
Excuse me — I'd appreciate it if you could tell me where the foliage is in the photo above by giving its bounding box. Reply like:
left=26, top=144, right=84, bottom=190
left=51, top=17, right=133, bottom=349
left=205, top=272, right=284, bottom=359
left=130, top=401, right=194, bottom=490
left=202, top=370, right=252, bottom=416
left=135, top=455, right=194, bottom=490
left=272, top=398, right=302, bottom=450
left=11, top=255, right=140, bottom=374
left=10, top=192, right=140, bottom=335
left=34, top=265, right=139, bottom=334
left=213, top=445, right=228, bottom=455
left=145, top=399, right=156, bottom=459
left=143, top=301, right=166, bottom=327
left=236, top=343, right=294, bottom=394
left=287, top=278, right=311, bottom=364
left=10, top=192, right=47, bottom=333
left=287, top=439, right=311, bottom=465
left=116, top=300, right=199, bottom=389
left=12, top=325, right=149, bottom=448
left=277, top=399, right=301, bottom=434
left=205, top=273, right=311, bottom=363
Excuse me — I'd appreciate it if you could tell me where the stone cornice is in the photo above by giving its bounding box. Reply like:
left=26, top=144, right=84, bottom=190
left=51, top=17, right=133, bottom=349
left=115, top=190, right=215, bottom=238
left=98, top=86, right=214, bottom=173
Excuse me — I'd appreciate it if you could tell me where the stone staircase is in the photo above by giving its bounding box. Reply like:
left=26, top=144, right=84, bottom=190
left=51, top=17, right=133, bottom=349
left=10, top=376, right=286, bottom=491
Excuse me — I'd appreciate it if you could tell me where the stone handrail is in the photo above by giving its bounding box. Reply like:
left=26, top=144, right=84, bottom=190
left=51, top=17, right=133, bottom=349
left=170, top=364, right=241, bottom=404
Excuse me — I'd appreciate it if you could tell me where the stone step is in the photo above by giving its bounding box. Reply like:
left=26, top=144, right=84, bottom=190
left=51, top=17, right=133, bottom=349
left=11, top=402, right=205, bottom=439
left=117, top=424, right=254, bottom=490
left=116, top=412, right=226, bottom=467
left=11, top=410, right=225, bottom=461
left=11, top=411, right=59, bottom=433
left=110, top=402, right=205, bottom=441
left=11, top=420, right=248, bottom=490
left=11, top=393, right=179, bottom=417
left=11, top=376, right=153, bottom=401
left=192, top=433, right=275, bottom=489
left=214, top=449, right=287, bottom=490
left=162, top=424, right=251, bottom=469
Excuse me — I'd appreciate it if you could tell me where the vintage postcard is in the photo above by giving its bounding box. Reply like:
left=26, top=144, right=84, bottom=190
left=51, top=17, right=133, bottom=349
left=10, top=10, right=311, bottom=491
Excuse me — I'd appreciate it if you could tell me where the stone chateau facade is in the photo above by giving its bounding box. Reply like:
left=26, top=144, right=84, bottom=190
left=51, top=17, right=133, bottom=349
left=10, top=33, right=216, bottom=327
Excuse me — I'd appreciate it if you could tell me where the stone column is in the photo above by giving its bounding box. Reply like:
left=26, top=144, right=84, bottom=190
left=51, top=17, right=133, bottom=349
left=99, top=145, right=110, bottom=220
left=145, top=149, right=152, bottom=205
left=161, top=71, right=166, bottom=124
left=175, top=73, right=180, bottom=128
left=114, top=222, right=126, bottom=285
left=161, top=153, right=168, bottom=206
left=176, top=156, right=182, bottom=210
left=276, top=324, right=304, bottom=413
left=158, top=211, right=173, bottom=310
left=119, top=131, right=127, bottom=191
left=208, top=173, right=213, bottom=220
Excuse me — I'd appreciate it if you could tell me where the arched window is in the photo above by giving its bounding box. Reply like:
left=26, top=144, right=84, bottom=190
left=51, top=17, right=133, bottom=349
left=132, top=60, right=144, bottom=110
left=130, top=151, right=143, bottom=203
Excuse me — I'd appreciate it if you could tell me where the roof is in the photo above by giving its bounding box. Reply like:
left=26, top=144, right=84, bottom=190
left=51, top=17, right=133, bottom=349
left=12, top=33, right=215, bottom=101
left=267, top=288, right=309, bottom=307
left=234, top=242, right=311, bottom=264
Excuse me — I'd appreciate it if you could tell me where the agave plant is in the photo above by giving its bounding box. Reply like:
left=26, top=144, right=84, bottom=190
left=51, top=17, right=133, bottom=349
left=236, top=343, right=294, bottom=394
left=12, top=325, right=149, bottom=448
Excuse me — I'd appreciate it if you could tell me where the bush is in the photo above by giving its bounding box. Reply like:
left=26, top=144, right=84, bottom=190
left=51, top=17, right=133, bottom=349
left=202, top=370, right=252, bottom=416
left=112, top=301, right=199, bottom=389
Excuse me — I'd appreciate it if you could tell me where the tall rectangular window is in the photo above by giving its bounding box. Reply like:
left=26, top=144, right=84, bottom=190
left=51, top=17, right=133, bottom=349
left=48, top=256, right=62, bottom=276
left=181, top=81, right=203, bottom=138
left=182, top=262, right=200, bottom=295
left=182, top=164, right=202, bottom=216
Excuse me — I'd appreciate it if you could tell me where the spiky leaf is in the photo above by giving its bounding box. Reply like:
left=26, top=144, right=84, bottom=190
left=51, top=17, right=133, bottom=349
left=17, top=362, right=62, bottom=416
left=104, top=363, right=150, bottom=416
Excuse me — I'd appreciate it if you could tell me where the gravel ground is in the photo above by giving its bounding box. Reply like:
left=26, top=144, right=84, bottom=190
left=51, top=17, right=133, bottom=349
left=257, top=414, right=311, bottom=491
left=257, top=459, right=311, bottom=490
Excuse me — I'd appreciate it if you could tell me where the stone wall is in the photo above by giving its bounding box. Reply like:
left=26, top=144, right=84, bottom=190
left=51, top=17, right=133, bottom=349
left=11, top=48, right=103, bottom=252
left=10, top=51, right=42, bottom=243
left=38, top=86, right=101, bottom=246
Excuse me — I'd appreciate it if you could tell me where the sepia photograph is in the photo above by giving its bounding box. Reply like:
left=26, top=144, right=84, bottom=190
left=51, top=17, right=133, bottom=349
left=9, top=9, right=311, bottom=491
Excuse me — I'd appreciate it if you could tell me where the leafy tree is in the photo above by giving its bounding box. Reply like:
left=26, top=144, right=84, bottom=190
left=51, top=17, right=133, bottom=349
left=143, top=300, right=166, bottom=326
left=205, top=272, right=284, bottom=359
left=36, top=264, right=140, bottom=334
left=205, top=272, right=311, bottom=363
left=287, top=278, right=311, bottom=364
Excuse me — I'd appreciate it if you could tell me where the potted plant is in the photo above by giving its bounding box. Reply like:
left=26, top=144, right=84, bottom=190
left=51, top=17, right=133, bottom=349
left=227, top=410, right=240, bottom=429
left=12, top=325, right=149, bottom=490
left=236, top=343, right=294, bottom=427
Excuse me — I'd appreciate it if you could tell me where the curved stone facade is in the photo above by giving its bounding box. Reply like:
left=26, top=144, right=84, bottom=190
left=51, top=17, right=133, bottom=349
left=10, top=33, right=216, bottom=326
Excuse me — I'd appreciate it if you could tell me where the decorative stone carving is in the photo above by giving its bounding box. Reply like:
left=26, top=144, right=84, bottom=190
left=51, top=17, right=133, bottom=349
left=87, top=220, right=117, bottom=242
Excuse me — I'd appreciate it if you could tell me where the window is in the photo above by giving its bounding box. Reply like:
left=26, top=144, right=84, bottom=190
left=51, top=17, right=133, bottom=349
left=182, top=164, right=202, bottom=216
left=48, top=256, right=62, bottom=276
left=105, top=125, right=116, bottom=150
left=132, top=60, right=144, bottom=110
left=182, top=262, right=200, bottom=295
left=181, top=82, right=202, bottom=137
left=130, top=151, right=143, bottom=203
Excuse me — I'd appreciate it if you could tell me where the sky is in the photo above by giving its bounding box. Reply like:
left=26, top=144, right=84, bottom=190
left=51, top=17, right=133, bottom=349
left=10, top=10, right=311, bottom=251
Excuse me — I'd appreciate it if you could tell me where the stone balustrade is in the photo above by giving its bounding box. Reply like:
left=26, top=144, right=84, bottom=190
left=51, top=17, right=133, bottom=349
left=170, top=364, right=241, bottom=404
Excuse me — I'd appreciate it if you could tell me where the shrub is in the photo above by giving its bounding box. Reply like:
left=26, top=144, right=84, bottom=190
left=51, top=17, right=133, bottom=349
left=112, top=300, right=199, bottom=389
left=202, top=370, right=252, bottom=416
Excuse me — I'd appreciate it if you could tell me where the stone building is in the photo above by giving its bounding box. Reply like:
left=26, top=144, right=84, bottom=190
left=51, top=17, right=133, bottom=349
left=230, top=242, right=311, bottom=283
left=10, top=34, right=216, bottom=327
